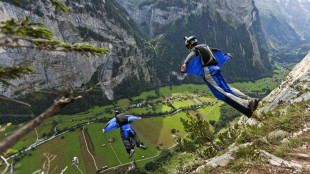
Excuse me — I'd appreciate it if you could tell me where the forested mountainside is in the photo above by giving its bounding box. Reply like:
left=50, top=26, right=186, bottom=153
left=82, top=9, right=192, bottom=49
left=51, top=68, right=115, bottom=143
left=0, top=0, right=272, bottom=116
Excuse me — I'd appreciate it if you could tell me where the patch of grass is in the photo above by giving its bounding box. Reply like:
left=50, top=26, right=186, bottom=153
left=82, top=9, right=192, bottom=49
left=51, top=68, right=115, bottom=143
left=266, top=131, right=288, bottom=145
left=77, top=130, right=98, bottom=173
left=10, top=124, right=53, bottom=151
left=116, top=99, right=130, bottom=107
left=132, top=84, right=211, bottom=101
left=63, top=131, right=87, bottom=174
left=154, top=104, right=173, bottom=113
left=88, top=105, right=113, bottom=113
left=131, top=112, right=188, bottom=148
left=130, top=107, right=152, bottom=115
left=197, top=102, right=223, bottom=121
left=235, top=124, right=269, bottom=145
left=274, top=138, right=302, bottom=157
left=57, top=120, right=87, bottom=130
left=10, top=148, right=40, bottom=173
left=171, top=99, right=196, bottom=109
left=227, top=157, right=255, bottom=173
left=200, top=97, right=217, bottom=103
left=232, top=145, right=259, bottom=160
left=37, top=136, right=67, bottom=173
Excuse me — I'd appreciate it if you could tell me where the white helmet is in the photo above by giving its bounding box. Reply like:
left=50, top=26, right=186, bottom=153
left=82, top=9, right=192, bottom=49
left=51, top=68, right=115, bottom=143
left=184, top=36, right=197, bottom=48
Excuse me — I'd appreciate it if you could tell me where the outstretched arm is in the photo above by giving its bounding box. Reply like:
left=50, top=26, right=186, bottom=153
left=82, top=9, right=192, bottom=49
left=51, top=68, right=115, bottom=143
left=102, top=118, right=118, bottom=134
left=210, top=47, right=221, bottom=52
left=182, top=51, right=196, bottom=72
left=126, top=115, right=142, bottom=122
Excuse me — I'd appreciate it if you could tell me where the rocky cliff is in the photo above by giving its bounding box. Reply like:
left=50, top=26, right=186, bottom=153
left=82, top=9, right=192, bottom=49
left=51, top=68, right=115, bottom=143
left=261, top=52, right=310, bottom=112
left=0, top=0, right=152, bottom=100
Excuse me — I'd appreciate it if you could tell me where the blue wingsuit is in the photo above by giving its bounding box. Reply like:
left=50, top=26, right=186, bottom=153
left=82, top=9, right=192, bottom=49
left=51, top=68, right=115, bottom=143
left=184, top=44, right=254, bottom=117
left=104, top=114, right=143, bottom=153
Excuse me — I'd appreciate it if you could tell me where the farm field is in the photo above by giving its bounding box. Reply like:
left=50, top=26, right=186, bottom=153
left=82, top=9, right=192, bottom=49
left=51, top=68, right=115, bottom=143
left=131, top=112, right=190, bottom=149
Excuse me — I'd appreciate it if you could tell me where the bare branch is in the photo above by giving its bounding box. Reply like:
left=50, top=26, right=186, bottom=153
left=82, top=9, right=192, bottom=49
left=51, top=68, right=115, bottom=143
left=0, top=95, right=82, bottom=156
left=24, top=89, right=62, bottom=95
left=0, top=96, right=31, bottom=107
left=24, top=82, right=102, bottom=95
left=74, top=83, right=102, bottom=94
left=9, top=163, right=13, bottom=174
left=1, top=155, right=9, bottom=174
left=0, top=114, right=34, bottom=117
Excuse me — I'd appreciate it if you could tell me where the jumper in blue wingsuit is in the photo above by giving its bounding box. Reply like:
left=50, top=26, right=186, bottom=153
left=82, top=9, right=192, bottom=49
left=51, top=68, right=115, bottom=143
left=181, top=36, right=260, bottom=117
left=103, top=36, right=260, bottom=158
left=102, top=111, right=147, bottom=158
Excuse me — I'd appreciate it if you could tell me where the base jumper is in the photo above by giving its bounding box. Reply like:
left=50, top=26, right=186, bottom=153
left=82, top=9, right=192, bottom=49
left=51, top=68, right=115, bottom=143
left=102, top=111, right=147, bottom=158
left=181, top=36, right=260, bottom=118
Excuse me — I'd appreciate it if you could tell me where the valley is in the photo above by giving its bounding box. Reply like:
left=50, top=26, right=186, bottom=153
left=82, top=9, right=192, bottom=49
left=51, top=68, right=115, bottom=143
left=0, top=66, right=287, bottom=173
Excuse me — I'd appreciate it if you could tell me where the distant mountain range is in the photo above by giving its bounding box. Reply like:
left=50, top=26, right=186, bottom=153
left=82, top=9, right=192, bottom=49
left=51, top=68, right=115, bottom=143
left=255, top=0, right=310, bottom=49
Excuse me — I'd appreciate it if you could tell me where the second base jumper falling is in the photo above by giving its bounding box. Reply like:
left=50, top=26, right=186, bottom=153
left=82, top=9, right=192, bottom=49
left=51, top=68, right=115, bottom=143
left=102, top=111, right=147, bottom=158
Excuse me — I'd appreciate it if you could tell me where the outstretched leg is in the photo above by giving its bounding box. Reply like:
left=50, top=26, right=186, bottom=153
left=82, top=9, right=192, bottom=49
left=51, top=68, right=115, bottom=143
left=129, top=131, right=147, bottom=150
left=203, top=67, right=257, bottom=117
left=229, top=87, right=251, bottom=100
left=229, top=87, right=260, bottom=111
left=120, top=130, right=133, bottom=154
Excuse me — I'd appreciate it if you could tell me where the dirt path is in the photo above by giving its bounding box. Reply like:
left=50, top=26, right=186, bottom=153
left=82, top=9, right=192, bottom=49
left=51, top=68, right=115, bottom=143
left=83, top=128, right=96, bottom=156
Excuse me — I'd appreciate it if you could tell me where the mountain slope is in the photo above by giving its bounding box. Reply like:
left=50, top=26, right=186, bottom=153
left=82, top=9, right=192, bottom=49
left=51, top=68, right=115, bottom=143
left=255, top=0, right=310, bottom=48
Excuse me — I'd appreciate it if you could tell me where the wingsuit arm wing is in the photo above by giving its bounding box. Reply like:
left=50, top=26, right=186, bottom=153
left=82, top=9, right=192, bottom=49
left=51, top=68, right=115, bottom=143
left=104, top=117, right=119, bottom=134
left=212, top=51, right=231, bottom=67
left=126, top=115, right=141, bottom=122
left=184, top=55, right=205, bottom=77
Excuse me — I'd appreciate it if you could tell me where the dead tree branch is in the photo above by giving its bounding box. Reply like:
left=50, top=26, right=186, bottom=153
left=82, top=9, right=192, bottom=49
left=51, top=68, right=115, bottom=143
left=0, top=96, right=31, bottom=107
left=0, top=114, right=34, bottom=117
left=0, top=155, right=12, bottom=174
left=0, top=95, right=82, bottom=156
left=1, top=155, right=9, bottom=174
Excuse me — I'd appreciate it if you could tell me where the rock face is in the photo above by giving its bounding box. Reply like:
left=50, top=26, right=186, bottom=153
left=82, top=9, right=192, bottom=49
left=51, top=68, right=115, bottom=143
left=262, top=52, right=310, bottom=112
left=121, top=0, right=260, bottom=38
left=0, top=0, right=151, bottom=100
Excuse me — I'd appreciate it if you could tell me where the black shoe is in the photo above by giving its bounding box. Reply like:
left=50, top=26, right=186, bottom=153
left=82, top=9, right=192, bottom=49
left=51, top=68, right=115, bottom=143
left=253, top=98, right=260, bottom=111
left=139, top=145, right=147, bottom=150
left=128, top=149, right=135, bottom=159
left=249, top=98, right=260, bottom=113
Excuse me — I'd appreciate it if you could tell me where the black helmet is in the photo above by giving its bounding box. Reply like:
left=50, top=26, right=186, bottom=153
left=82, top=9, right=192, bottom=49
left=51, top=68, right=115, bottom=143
left=184, top=36, right=197, bottom=48
left=115, top=110, right=120, bottom=116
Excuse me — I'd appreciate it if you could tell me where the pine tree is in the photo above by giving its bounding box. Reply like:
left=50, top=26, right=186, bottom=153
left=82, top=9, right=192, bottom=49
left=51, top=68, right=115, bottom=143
left=179, top=112, right=221, bottom=158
